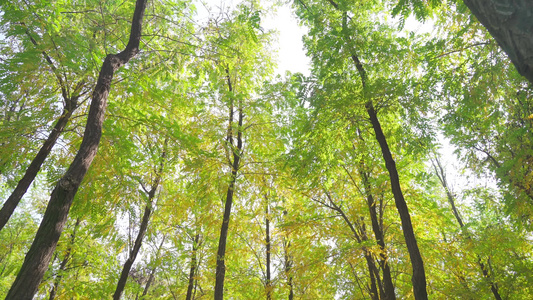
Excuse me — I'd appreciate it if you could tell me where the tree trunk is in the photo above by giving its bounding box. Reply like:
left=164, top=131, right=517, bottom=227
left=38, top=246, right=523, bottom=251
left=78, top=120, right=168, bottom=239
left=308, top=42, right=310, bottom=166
left=214, top=69, right=243, bottom=300
left=186, top=234, right=200, bottom=300
left=5, top=1, right=148, bottom=298
left=265, top=199, right=272, bottom=300
left=463, top=0, right=533, bottom=84
left=326, top=6, right=427, bottom=296
left=366, top=101, right=428, bottom=300
left=0, top=28, right=85, bottom=232
left=113, top=161, right=163, bottom=300
left=0, top=106, right=76, bottom=232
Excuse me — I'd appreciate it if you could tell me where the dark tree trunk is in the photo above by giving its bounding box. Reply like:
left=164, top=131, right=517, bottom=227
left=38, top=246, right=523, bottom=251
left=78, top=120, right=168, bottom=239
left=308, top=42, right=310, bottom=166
left=463, top=0, right=533, bottom=84
left=214, top=69, right=243, bottom=300
left=48, top=218, right=81, bottom=300
left=0, top=28, right=85, bottom=232
left=113, top=159, right=163, bottom=300
left=0, top=106, right=76, bottom=232
left=186, top=234, right=200, bottom=300
left=366, top=101, right=428, bottom=300
left=265, top=199, right=272, bottom=300
left=5, top=1, right=148, bottom=298
left=322, top=5, right=428, bottom=296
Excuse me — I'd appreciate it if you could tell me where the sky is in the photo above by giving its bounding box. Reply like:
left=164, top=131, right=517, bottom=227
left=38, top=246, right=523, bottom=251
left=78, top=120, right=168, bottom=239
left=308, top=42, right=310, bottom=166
left=196, top=0, right=311, bottom=76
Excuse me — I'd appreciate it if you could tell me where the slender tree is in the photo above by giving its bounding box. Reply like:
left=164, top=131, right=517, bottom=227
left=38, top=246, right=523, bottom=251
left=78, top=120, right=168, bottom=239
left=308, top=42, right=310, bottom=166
left=431, top=157, right=502, bottom=300
left=265, top=195, right=272, bottom=300
left=322, top=1, right=429, bottom=298
left=0, top=26, right=87, bottom=232
left=186, top=234, right=201, bottom=300
left=113, top=149, right=165, bottom=300
left=214, top=68, right=244, bottom=300
left=5, top=0, right=149, bottom=298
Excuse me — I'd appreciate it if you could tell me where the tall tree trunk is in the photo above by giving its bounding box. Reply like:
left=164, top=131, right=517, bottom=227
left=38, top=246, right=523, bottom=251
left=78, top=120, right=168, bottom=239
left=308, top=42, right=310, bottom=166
left=186, top=234, right=200, bottom=300
left=5, top=1, right=148, bottom=298
left=265, top=198, right=272, bottom=300
left=321, top=4, right=428, bottom=297
left=0, top=106, right=76, bottom=232
left=0, top=28, right=85, bottom=232
left=366, top=102, right=428, bottom=300
left=48, top=218, right=81, bottom=300
left=431, top=157, right=502, bottom=300
left=463, top=0, right=533, bottom=84
left=214, top=69, right=244, bottom=300
left=113, top=154, right=164, bottom=300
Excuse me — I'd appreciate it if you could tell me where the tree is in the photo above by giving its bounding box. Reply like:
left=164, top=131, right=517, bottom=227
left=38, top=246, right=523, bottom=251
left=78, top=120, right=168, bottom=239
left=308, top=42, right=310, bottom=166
left=5, top=0, right=149, bottom=297
left=292, top=0, right=428, bottom=297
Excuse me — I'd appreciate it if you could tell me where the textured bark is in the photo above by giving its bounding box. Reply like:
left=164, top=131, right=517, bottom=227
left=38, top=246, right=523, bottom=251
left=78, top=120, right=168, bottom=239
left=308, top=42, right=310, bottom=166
left=366, top=101, right=428, bottom=300
left=214, top=69, right=243, bottom=300
left=5, top=1, right=148, bottom=298
left=463, top=0, right=533, bottom=83
left=186, top=234, right=200, bottom=300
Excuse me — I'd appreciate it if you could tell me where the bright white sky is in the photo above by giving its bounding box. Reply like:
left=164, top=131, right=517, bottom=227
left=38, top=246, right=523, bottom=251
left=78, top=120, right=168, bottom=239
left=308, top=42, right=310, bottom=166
left=195, top=0, right=311, bottom=76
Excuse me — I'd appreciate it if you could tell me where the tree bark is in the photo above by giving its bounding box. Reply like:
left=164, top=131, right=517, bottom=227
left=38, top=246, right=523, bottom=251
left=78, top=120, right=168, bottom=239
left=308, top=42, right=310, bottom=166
left=463, top=0, right=533, bottom=84
left=5, top=1, right=148, bottom=298
left=0, top=27, right=85, bottom=232
left=214, top=69, right=244, bottom=300
left=186, top=234, right=200, bottom=300
left=366, top=101, right=428, bottom=300
left=265, top=199, right=272, bottom=300
left=0, top=106, right=76, bottom=232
